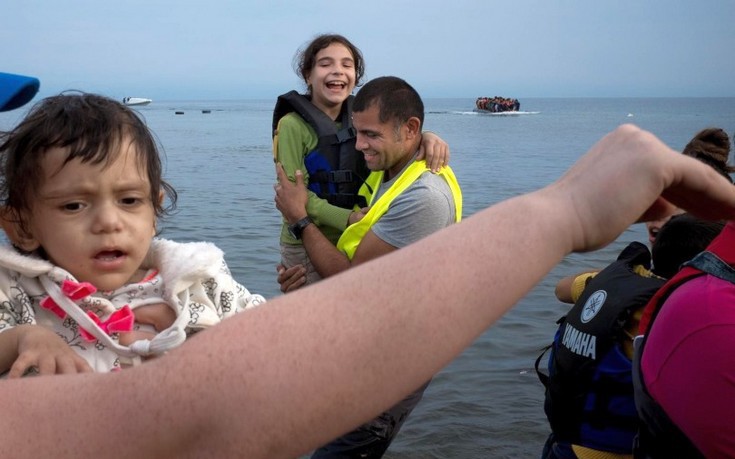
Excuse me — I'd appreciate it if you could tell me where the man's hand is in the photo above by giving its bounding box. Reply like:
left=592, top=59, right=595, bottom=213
left=275, top=163, right=309, bottom=224
left=552, top=124, right=735, bottom=254
left=277, top=263, right=307, bottom=293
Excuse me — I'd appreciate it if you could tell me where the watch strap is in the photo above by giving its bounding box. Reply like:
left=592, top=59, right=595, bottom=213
left=289, top=216, right=313, bottom=240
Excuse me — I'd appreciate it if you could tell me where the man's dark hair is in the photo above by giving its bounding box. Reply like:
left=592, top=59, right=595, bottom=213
left=353, top=76, right=424, bottom=129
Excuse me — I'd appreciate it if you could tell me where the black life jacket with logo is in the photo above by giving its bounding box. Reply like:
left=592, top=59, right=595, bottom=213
left=272, top=90, right=369, bottom=209
left=536, top=242, right=665, bottom=453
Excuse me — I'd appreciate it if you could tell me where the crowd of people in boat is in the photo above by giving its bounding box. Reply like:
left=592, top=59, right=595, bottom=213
left=475, top=96, right=520, bottom=112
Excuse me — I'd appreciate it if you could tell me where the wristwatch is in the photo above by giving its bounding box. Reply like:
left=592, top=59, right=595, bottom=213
left=288, top=216, right=313, bottom=240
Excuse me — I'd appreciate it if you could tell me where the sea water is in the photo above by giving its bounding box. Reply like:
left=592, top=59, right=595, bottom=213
left=2, top=97, right=735, bottom=458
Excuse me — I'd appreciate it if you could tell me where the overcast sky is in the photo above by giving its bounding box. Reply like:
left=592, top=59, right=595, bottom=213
left=4, top=0, right=734, bottom=100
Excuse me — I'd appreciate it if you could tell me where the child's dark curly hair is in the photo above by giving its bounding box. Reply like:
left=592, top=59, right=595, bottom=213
left=0, top=92, right=177, bottom=234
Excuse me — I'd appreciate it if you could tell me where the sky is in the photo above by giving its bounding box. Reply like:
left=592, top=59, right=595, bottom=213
left=3, top=0, right=734, bottom=100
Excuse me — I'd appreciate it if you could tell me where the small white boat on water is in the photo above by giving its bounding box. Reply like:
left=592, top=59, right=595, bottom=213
left=123, top=97, right=152, bottom=106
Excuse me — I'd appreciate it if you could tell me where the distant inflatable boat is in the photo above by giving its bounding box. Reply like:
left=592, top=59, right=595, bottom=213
left=475, top=96, right=519, bottom=113
left=123, top=97, right=152, bottom=106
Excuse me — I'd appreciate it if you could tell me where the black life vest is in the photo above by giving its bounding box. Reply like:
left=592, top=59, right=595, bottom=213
left=537, top=242, right=665, bottom=453
left=272, top=90, right=369, bottom=209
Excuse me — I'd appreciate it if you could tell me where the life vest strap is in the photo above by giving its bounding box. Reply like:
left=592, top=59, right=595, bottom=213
left=309, top=170, right=354, bottom=184
left=327, top=193, right=367, bottom=209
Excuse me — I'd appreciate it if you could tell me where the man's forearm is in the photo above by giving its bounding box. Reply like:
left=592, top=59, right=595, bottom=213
left=301, top=223, right=352, bottom=278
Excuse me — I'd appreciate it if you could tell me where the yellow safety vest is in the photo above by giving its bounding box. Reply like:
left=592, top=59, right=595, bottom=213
left=336, top=160, right=462, bottom=260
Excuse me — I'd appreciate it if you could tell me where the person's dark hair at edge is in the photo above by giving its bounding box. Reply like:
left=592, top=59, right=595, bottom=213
left=682, top=127, right=735, bottom=183
left=0, top=92, right=177, bottom=236
left=353, top=76, right=425, bottom=130
left=651, top=213, right=725, bottom=279
left=294, top=33, right=366, bottom=94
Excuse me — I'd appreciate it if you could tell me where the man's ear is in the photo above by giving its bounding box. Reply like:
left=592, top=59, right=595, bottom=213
left=404, top=117, right=422, bottom=140
left=0, top=208, right=40, bottom=252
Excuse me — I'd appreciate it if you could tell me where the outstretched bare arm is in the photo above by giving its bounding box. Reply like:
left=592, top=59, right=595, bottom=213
left=4, top=125, right=735, bottom=459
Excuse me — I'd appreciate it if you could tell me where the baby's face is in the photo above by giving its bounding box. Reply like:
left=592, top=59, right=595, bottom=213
left=21, top=141, right=157, bottom=291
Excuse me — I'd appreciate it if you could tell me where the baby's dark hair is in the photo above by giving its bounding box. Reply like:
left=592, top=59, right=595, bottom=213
left=651, top=213, right=725, bottom=279
left=682, top=127, right=734, bottom=182
left=293, top=33, right=365, bottom=93
left=0, top=92, right=177, bottom=233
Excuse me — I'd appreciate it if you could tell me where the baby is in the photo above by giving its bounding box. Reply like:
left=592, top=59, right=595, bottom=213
left=0, top=93, right=265, bottom=375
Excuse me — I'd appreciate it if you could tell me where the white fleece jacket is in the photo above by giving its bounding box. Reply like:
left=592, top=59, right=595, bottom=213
left=0, top=238, right=266, bottom=373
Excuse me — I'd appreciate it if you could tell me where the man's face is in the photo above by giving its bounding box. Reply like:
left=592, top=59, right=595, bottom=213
left=353, top=104, right=415, bottom=178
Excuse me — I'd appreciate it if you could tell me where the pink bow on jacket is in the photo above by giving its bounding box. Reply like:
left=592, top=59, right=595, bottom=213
left=40, top=279, right=134, bottom=342
left=78, top=305, right=135, bottom=342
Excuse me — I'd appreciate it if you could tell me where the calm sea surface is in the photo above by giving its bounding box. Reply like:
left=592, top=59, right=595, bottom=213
left=2, top=97, right=735, bottom=458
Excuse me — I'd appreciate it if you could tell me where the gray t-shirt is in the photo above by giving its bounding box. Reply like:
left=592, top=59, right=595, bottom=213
left=371, top=161, right=457, bottom=249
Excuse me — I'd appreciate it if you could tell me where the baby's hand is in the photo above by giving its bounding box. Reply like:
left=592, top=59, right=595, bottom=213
left=9, top=324, right=92, bottom=378
left=117, top=329, right=158, bottom=346
left=133, top=303, right=176, bottom=332
left=348, top=207, right=369, bottom=225
left=416, top=131, right=449, bottom=172
left=118, top=303, right=176, bottom=347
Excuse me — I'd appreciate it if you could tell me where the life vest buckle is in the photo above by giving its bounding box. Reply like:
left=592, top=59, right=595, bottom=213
left=329, top=170, right=354, bottom=184
left=335, top=127, right=356, bottom=143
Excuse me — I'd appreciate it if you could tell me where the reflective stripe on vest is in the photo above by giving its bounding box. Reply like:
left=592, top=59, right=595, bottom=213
left=336, top=160, right=462, bottom=260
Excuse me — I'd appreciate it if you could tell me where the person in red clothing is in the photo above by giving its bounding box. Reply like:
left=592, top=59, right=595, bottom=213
left=636, top=219, right=735, bottom=459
